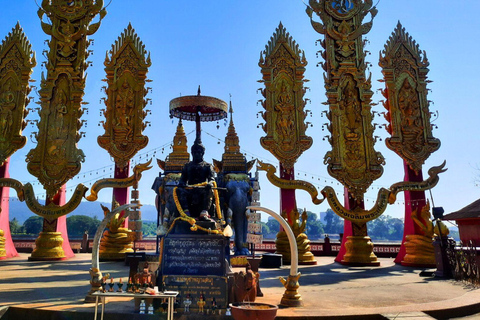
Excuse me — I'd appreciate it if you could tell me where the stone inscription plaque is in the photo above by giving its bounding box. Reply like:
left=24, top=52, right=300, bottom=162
left=162, top=275, right=228, bottom=312
left=162, top=234, right=226, bottom=276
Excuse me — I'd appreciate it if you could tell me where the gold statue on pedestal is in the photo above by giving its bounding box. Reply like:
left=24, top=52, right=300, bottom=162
left=275, top=209, right=316, bottom=265
left=99, top=203, right=135, bottom=260
left=402, top=201, right=436, bottom=266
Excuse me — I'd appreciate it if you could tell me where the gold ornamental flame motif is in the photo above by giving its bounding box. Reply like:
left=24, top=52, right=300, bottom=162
left=307, top=0, right=384, bottom=201
left=26, top=0, right=106, bottom=199
left=258, top=23, right=312, bottom=169
left=0, top=23, right=36, bottom=166
left=97, top=24, right=151, bottom=170
left=379, top=22, right=440, bottom=173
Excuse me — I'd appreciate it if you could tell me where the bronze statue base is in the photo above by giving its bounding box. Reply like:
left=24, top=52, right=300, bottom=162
left=29, top=232, right=66, bottom=261
left=341, top=236, right=380, bottom=266
left=276, top=232, right=317, bottom=265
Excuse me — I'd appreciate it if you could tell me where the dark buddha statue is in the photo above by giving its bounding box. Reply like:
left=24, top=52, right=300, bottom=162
left=177, top=139, right=216, bottom=221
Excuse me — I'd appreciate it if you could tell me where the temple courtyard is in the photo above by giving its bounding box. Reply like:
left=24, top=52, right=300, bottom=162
left=0, top=253, right=479, bottom=319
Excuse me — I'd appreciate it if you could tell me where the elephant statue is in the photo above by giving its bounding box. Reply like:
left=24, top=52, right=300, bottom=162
left=218, top=173, right=253, bottom=256
left=152, top=172, right=181, bottom=235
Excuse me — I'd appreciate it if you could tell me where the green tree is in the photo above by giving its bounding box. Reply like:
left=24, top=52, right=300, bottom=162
left=23, top=215, right=43, bottom=235
left=259, top=221, right=270, bottom=234
left=389, top=217, right=404, bottom=240
left=306, top=220, right=325, bottom=240
left=266, top=217, right=280, bottom=235
left=66, top=215, right=100, bottom=237
left=368, top=215, right=389, bottom=240
left=9, top=217, right=24, bottom=234
left=324, top=209, right=343, bottom=234
left=142, top=221, right=157, bottom=237
left=306, top=211, right=318, bottom=224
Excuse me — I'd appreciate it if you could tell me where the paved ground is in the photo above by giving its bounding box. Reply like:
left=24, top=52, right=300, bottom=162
left=1, top=253, right=480, bottom=319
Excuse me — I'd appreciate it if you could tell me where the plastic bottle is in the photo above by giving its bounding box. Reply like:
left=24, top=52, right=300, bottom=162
left=139, top=299, right=146, bottom=314
left=148, top=304, right=154, bottom=314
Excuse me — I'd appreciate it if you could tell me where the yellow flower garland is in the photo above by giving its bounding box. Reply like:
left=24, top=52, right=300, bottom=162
left=171, top=181, right=223, bottom=235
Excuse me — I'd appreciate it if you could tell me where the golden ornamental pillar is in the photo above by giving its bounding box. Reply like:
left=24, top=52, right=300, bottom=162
left=379, top=22, right=440, bottom=266
left=0, top=23, right=36, bottom=258
left=307, top=0, right=384, bottom=265
left=26, top=0, right=106, bottom=260
left=97, top=24, right=151, bottom=260
left=258, top=23, right=315, bottom=265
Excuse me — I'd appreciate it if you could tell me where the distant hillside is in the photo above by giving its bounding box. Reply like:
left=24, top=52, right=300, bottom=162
left=7, top=198, right=158, bottom=224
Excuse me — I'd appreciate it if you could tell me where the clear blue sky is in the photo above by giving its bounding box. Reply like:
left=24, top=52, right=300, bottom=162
left=2, top=1, right=480, bottom=222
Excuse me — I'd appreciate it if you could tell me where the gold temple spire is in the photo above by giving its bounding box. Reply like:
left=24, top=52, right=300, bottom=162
left=159, top=119, right=190, bottom=173
left=221, top=100, right=246, bottom=172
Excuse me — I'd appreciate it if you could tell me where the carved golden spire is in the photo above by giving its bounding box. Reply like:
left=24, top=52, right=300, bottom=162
left=98, top=23, right=151, bottom=171
left=221, top=101, right=247, bottom=172
left=161, top=119, right=190, bottom=173
left=0, top=22, right=36, bottom=165
left=27, top=0, right=106, bottom=199
left=258, top=22, right=312, bottom=169
left=379, top=21, right=440, bottom=173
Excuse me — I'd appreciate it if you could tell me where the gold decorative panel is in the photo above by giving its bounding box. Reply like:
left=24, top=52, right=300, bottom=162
left=307, top=0, right=384, bottom=200
left=26, top=0, right=106, bottom=199
left=258, top=23, right=312, bottom=169
left=379, top=22, right=440, bottom=173
left=98, top=24, right=150, bottom=170
left=0, top=23, right=36, bottom=166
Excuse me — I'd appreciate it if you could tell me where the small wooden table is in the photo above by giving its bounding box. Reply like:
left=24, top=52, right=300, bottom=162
left=92, top=291, right=178, bottom=320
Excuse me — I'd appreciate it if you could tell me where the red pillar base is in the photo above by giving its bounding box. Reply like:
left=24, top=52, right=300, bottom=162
left=394, top=161, right=428, bottom=266
left=0, top=158, right=18, bottom=259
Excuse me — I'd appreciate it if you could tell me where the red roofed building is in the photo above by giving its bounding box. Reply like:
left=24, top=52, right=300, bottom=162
left=443, top=199, right=480, bottom=245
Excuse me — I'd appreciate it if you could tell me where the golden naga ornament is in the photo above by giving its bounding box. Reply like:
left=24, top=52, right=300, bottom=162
left=306, top=0, right=384, bottom=200
left=258, top=23, right=312, bottom=169
left=26, top=0, right=106, bottom=199
left=258, top=159, right=446, bottom=223
left=0, top=23, right=36, bottom=165
left=379, top=22, right=440, bottom=173
left=98, top=24, right=151, bottom=170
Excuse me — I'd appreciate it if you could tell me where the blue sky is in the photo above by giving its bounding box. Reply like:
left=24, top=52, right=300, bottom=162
left=1, top=1, right=480, bottom=222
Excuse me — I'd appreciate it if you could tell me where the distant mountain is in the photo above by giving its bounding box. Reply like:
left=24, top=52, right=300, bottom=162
left=7, top=198, right=158, bottom=224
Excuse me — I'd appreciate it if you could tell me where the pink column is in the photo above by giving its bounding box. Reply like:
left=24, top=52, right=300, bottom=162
left=279, top=163, right=296, bottom=225
left=394, top=160, right=426, bottom=264
left=0, top=158, right=19, bottom=259
left=43, top=185, right=75, bottom=259
left=334, top=188, right=354, bottom=263
left=113, top=162, right=130, bottom=225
